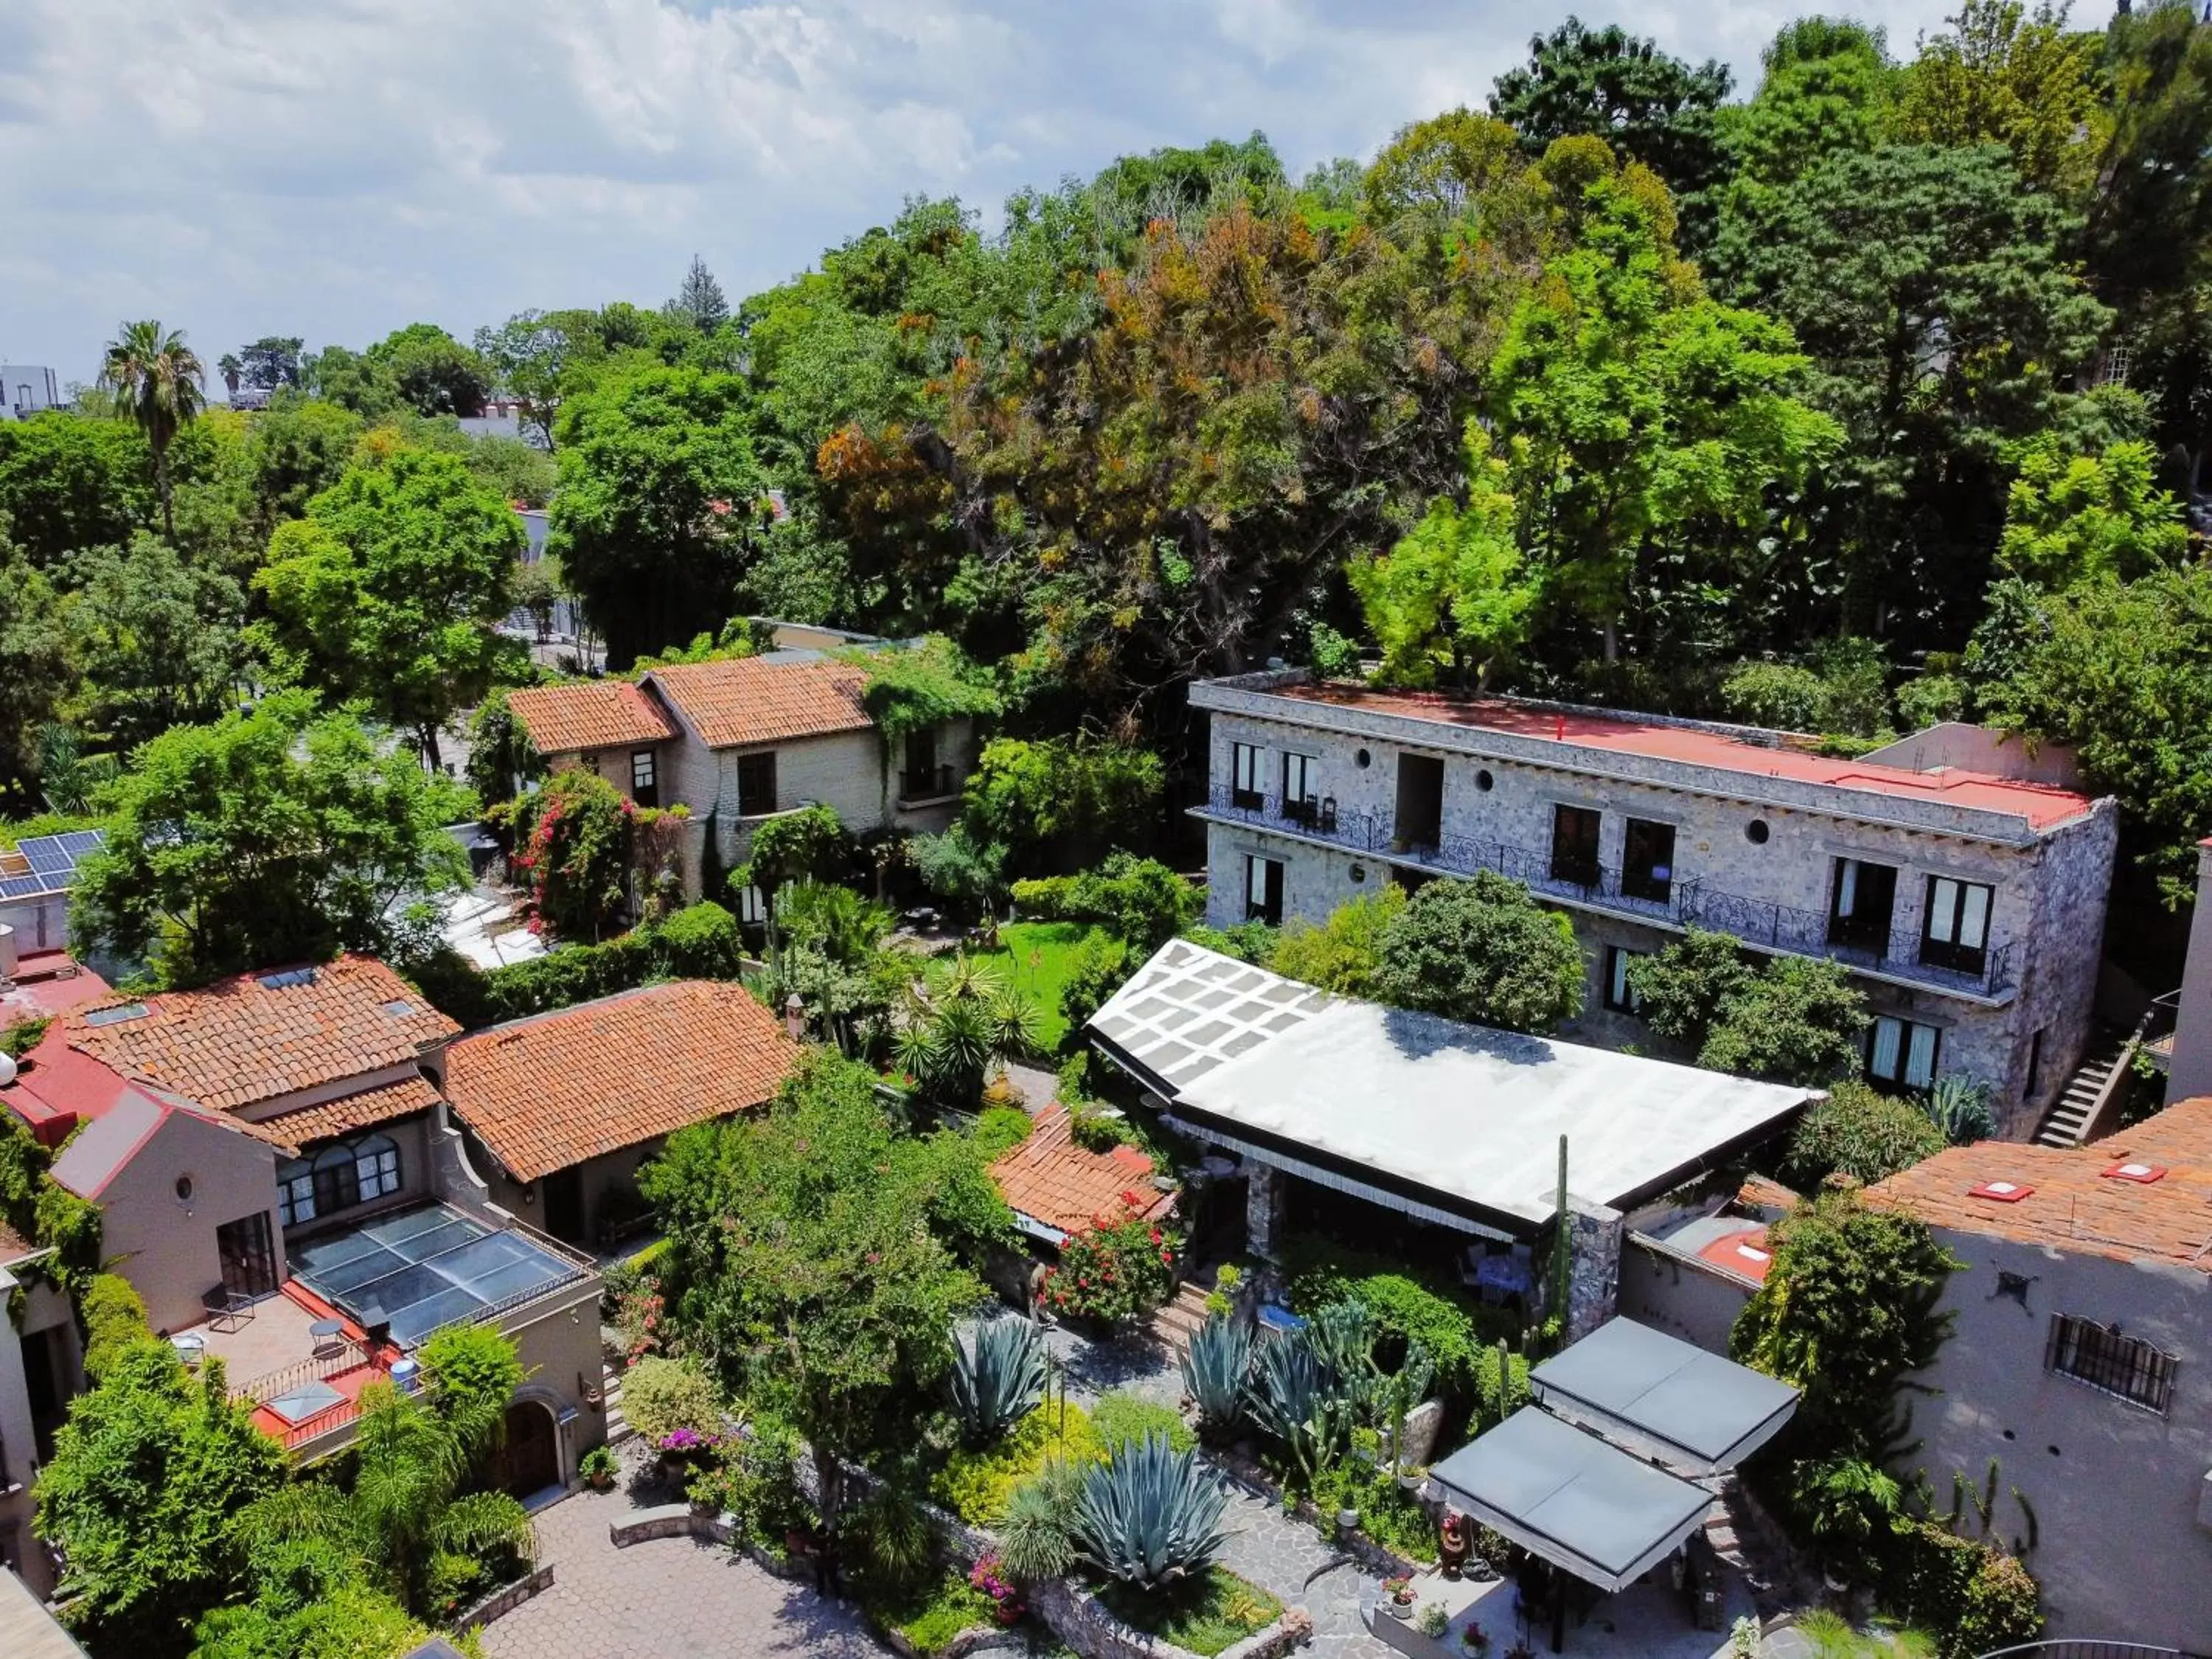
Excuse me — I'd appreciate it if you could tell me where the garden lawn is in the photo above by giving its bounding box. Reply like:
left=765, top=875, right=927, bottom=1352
left=1096, top=1565, right=1282, bottom=1658
left=966, top=920, right=1113, bottom=1052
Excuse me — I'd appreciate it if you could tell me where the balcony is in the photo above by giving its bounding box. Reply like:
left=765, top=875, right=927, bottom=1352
left=1195, top=784, right=2018, bottom=1000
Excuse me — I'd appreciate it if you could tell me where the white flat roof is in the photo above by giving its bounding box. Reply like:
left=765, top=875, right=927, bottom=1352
left=1096, top=942, right=1813, bottom=1228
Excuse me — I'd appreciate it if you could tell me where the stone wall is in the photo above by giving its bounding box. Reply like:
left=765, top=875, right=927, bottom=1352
left=453, top=1562, right=554, bottom=1630
left=1564, top=1200, right=1624, bottom=1344
left=1029, top=1578, right=1312, bottom=1659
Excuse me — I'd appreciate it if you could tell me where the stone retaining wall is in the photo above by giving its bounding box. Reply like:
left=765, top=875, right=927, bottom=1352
left=453, top=1562, right=554, bottom=1630
left=1031, top=1579, right=1312, bottom=1659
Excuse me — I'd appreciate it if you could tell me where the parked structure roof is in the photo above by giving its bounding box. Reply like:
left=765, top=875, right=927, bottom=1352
left=1867, top=1093, right=2212, bottom=1270
left=0, top=1559, right=90, bottom=1659
left=444, top=980, right=798, bottom=1182
left=508, top=680, right=678, bottom=756
left=1249, top=680, right=2097, bottom=834
left=61, top=956, right=457, bottom=1114
left=645, top=656, right=874, bottom=750
left=1093, top=942, right=1813, bottom=1233
left=987, top=1102, right=1176, bottom=1241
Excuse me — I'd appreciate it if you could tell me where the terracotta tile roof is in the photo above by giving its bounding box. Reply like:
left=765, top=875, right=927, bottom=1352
left=64, top=956, right=459, bottom=1114
left=444, top=980, right=798, bottom=1182
left=508, top=681, right=677, bottom=756
left=1865, top=1095, right=2212, bottom=1270
left=645, top=657, right=874, bottom=750
left=1736, top=1175, right=1803, bottom=1214
left=988, top=1104, right=1178, bottom=1237
left=254, top=1075, right=445, bottom=1155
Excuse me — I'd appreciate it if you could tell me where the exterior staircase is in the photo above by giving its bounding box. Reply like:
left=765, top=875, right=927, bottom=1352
left=1148, top=1278, right=1214, bottom=1354
left=2034, top=1028, right=2132, bottom=1149
left=603, top=1363, right=633, bottom=1443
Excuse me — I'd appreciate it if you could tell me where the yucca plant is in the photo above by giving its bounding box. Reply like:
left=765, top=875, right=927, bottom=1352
left=1180, top=1312, right=1252, bottom=1440
left=1071, top=1432, right=1231, bottom=1592
left=998, top=1458, right=1084, bottom=1582
left=948, top=1317, right=1049, bottom=1448
left=1245, top=1329, right=1358, bottom=1489
left=1926, top=1074, right=1996, bottom=1144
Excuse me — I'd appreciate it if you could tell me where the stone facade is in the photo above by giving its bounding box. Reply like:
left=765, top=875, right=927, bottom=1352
left=1192, top=672, right=2118, bottom=1134
left=1562, top=1199, right=1624, bottom=1343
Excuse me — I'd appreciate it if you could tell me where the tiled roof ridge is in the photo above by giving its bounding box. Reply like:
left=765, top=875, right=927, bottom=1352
left=464, top=978, right=720, bottom=1044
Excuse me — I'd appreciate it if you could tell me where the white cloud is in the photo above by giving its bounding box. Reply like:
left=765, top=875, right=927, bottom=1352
left=0, top=0, right=2113, bottom=381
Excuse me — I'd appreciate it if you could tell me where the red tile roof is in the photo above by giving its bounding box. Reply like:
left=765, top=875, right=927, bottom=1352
left=254, top=1074, right=445, bottom=1154
left=988, top=1104, right=1178, bottom=1237
left=63, top=956, right=458, bottom=1114
left=444, top=980, right=798, bottom=1182
left=1273, top=684, right=2097, bottom=832
left=1866, top=1095, right=2212, bottom=1270
left=646, top=657, right=874, bottom=750
left=509, top=681, right=678, bottom=756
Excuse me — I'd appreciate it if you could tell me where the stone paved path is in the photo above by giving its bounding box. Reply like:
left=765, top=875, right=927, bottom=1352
left=1214, top=1476, right=1394, bottom=1659
left=479, top=1472, right=888, bottom=1659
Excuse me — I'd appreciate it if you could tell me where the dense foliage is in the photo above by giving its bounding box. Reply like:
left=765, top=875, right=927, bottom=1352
left=1368, top=872, right=1586, bottom=1034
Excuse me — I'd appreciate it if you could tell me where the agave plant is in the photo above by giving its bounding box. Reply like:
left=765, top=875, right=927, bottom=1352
left=1179, top=1312, right=1252, bottom=1439
left=1071, top=1432, right=1231, bottom=1591
left=1926, top=1074, right=1996, bottom=1144
left=1244, top=1330, right=1357, bottom=1488
left=948, top=1317, right=1049, bottom=1448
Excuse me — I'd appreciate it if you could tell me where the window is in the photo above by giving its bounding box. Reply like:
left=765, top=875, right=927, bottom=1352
left=1550, top=804, right=1601, bottom=888
left=1828, top=858, right=1899, bottom=954
left=735, top=751, right=776, bottom=816
left=1245, top=855, right=1284, bottom=926
left=1921, top=876, right=1992, bottom=974
left=1621, top=818, right=1676, bottom=904
left=1866, top=1015, right=1941, bottom=1092
left=2046, top=1314, right=2177, bottom=1413
left=737, top=883, right=768, bottom=925
left=1231, top=742, right=1265, bottom=810
left=1280, top=752, right=1318, bottom=823
left=277, top=1158, right=316, bottom=1228
left=901, top=725, right=945, bottom=798
left=310, top=1144, right=359, bottom=1217
left=630, top=748, right=658, bottom=807
left=2025, top=1027, right=2046, bottom=1104
left=353, top=1133, right=402, bottom=1204
left=1604, top=947, right=1645, bottom=1015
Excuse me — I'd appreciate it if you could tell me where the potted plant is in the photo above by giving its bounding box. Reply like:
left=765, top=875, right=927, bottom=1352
left=1460, top=1623, right=1490, bottom=1655
left=1382, top=1576, right=1415, bottom=1619
left=579, top=1444, right=620, bottom=1492
left=1416, top=1604, right=1450, bottom=1638
left=656, top=1425, right=718, bottom=1483
left=1399, top=1464, right=1428, bottom=1495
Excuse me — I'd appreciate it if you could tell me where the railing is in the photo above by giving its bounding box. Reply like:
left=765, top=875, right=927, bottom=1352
left=232, top=1336, right=378, bottom=1407
left=1197, top=783, right=2018, bottom=997
left=1978, top=1643, right=2201, bottom=1659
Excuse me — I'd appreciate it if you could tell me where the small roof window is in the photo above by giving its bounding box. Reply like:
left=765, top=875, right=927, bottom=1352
left=2101, top=1161, right=2166, bottom=1184
left=1969, top=1179, right=2034, bottom=1203
left=257, top=967, right=319, bottom=990
left=83, top=1002, right=150, bottom=1027
left=381, top=998, right=416, bottom=1018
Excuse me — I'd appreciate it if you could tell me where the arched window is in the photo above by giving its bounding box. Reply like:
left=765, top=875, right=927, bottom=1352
left=311, top=1143, right=361, bottom=1217
left=354, top=1133, right=402, bottom=1204
left=276, top=1158, right=316, bottom=1228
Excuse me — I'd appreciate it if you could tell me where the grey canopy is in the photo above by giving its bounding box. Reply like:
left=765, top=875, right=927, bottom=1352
left=1529, top=1316, right=1800, bottom=1478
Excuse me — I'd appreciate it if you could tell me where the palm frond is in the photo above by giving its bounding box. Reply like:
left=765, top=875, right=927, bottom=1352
left=430, top=1491, right=537, bottom=1565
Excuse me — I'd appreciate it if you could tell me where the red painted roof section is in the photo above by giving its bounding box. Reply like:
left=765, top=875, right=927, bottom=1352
left=1695, top=1225, right=1775, bottom=1284
left=0, top=956, right=114, bottom=1027
left=1273, top=684, right=2096, bottom=832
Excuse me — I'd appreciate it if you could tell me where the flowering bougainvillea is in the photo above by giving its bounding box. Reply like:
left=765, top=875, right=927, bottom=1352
left=968, top=1552, right=1024, bottom=1624
left=1037, top=1214, right=1179, bottom=1326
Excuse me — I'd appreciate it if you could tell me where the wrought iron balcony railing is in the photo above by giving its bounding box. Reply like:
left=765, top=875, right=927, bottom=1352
left=1197, top=783, right=2017, bottom=998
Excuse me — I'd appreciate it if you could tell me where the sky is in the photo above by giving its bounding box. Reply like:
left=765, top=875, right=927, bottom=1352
left=0, top=0, right=2117, bottom=387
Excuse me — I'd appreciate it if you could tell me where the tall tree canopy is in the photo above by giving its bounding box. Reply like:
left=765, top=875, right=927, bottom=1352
left=98, top=320, right=206, bottom=541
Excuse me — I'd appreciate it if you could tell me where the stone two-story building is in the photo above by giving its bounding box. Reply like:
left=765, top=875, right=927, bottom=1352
left=507, top=648, right=974, bottom=910
left=1189, top=672, right=2118, bottom=1135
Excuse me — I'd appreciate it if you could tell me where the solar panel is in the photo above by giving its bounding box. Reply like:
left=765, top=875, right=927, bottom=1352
left=17, top=837, right=74, bottom=875
left=58, top=830, right=105, bottom=859
left=0, top=874, right=57, bottom=900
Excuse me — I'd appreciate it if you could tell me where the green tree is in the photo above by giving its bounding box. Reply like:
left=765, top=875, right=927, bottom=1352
left=1971, top=567, right=2212, bottom=894
left=238, top=335, right=306, bottom=391
left=0, top=532, right=76, bottom=792
left=1996, top=431, right=2190, bottom=585
left=1267, top=884, right=1406, bottom=998
left=2081, top=3, right=2212, bottom=321
left=255, top=447, right=523, bottom=764
left=1784, top=1078, right=1950, bottom=1187
left=549, top=361, right=763, bottom=667
left=667, top=254, right=731, bottom=333
left=35, top=1346, right=284, bottom=1655
left=1490, top=145, right=1840, bottom=662
left=302, top=344, right=402, bottom=419
left=243, top=395, right=366, bottom=531
left=1724, top=19, right=1896, bottom=190
left=1371, top=872, right=1585, bottom=1033
left=641, top=1051, right=982, bottom=1554
left=364, top=322, right=493, bottom=417
left=1489, top=17, right=1735, bottom=206
left=99, top=320, right=207, bottom=540
left=462, top=688, right=545, bottom=805
left=235, top=1326, right=531, bottom=1619
left=473, top=309, right=594, bottom=449
left=0, top=411, right=153, bottom=567
left=1624, top=927, right=1753, bottom=1046
left=71, top=692, right=472, bottom=986
left=1349, top=422, right=1540, bottom=689
left=1699, top=955, right=1868, bottom=1084
left=1895, top=0, right=2105, bottom=194
left=190, top=1550, right=433, bottom=1659
left=960, top=736, right=1163, bottom=872
left=61, top=532, right=246, bottom=746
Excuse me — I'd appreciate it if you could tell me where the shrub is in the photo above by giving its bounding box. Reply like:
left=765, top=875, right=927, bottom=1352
left=1700, top=955, right=1867, bottom=1085
left=510, top=768, right=632, bottom=941
left=1879, top=1517, right=2042, bottom=1659
left=1096, top=1564, right=1281, bottom=1658
left=947, top=1318, right=1049, bottom=1448
left=736, top=801, right=853, bottom=894
left=1000, top=1461, right=1082, bottom=1582
left=973, top=1105, right=1034, bottom=1161
left=1039, top=1217, right=1178, bottom=1326
left=80, top=1273, right=153, bottom=1380
left=1267, top=886, right=1405, bottom=997
left=935, top=1402, right=1100, bottom=1526
left=1015, top=853, right=1197, bottom=951
left=1180, top=922, right=1276, bottom=963
left=1276, top=1234, right=1520, bottom=1407
left=1785, top=1079, right=1948, bottom=1188
left=1072, top=1433, right=1232, bottom=1593
left=961, top=735, right=1164, bottom=867
left=621, top=1355, right=723, bottom=1448
left=408, top=901, right=746, bottom=1029
left=1722, top=660, right=1829, bottom=731
left=1091, top=1390, right=1195, bottom=1455
left=1371, top=872, right=1585, bottom=1034
left=1058, top=932, right=1133, bottom=1034
left=879, top=1569, right=1001, bottom=1656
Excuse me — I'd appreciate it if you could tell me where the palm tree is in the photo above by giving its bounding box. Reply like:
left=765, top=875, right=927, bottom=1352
left=99, top=320, right=206, bottom=540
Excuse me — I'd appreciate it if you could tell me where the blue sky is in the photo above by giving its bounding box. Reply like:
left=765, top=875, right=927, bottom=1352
left=0, top=0, right=2112, bottom=386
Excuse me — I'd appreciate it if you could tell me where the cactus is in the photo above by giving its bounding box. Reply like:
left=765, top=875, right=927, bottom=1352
left=1179, top=1312, right=1252, bottom=1439
left=948, top=1316, right=1048, bottom=1448
left=1071, top=1433, right=1232, bottom=1591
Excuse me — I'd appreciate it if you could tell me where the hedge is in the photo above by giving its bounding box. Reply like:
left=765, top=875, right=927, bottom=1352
left=1278, top=1234, right=1526, bottom=1413
left=81, top=1273, right=155, bottom=1380
left=1879, top=1517, right=2042, bottom=1658
left=408, top=900, right=747, bottom=1030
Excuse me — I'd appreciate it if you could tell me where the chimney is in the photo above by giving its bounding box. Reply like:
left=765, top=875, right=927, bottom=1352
left=784, top=993, right=806, bottom=1042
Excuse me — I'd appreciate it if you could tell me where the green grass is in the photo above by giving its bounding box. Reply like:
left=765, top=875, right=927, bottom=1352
left=964, top=920, right=1113, bottom=1053
left=1792, top=1610, right=1938, bottom=1658
left=1096, top=1565, right=1282, bottom=1658
left=872, top=1568, right=1000, bottom=1657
